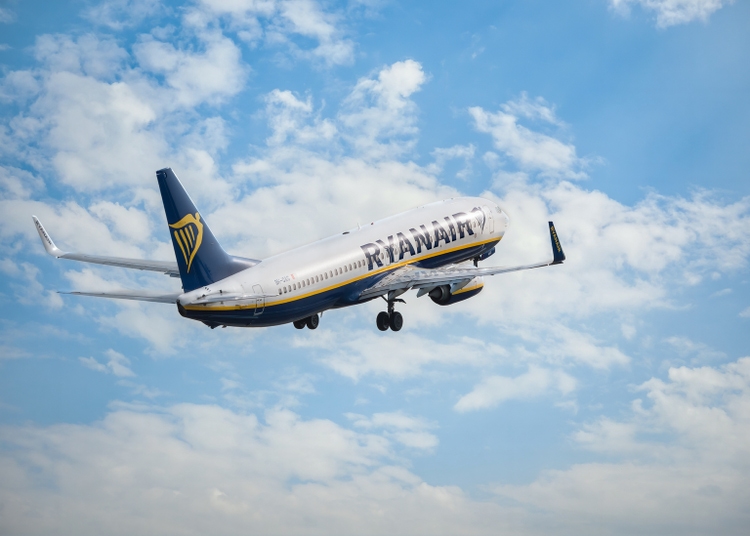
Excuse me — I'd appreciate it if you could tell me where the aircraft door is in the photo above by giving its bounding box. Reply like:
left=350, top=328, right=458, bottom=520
left=253, top=284, right=265, bottom=316
left=482, top=206, right=494, bottom=233
left=244, top=283, right=265, bottom=316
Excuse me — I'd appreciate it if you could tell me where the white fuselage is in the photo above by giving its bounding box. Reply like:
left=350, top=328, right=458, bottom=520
left=178, top=197, right=508, bottom=327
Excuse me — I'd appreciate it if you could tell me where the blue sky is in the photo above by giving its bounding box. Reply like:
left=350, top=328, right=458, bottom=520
left=1, top=0, right=749, bottom=533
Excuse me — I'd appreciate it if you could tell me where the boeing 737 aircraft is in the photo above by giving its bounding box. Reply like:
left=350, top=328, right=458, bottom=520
left=33, top=168, right=565, bottom=332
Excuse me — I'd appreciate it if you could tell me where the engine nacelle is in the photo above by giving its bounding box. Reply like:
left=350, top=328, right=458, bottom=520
left=428, top=278, right=484, bottom=306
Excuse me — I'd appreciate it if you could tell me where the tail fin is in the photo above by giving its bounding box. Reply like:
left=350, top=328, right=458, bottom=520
left=156, top=168, right=256, bottom=292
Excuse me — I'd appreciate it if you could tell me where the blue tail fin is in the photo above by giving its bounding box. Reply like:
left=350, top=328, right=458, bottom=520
left=156, top=168, right=256, bottom=292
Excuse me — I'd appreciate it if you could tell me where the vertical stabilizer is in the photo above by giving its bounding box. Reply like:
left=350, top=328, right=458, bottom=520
left=156, top=168, right=255, bottom=291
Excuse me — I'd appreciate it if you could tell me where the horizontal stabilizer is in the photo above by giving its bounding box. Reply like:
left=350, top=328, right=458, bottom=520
left=62, top=290, right=181, bottom=304
left=33, top=215, right=180, bottom=276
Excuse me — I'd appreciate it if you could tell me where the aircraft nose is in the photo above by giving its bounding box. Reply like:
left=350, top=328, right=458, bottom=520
left=498, top=207, right=510, bottom=228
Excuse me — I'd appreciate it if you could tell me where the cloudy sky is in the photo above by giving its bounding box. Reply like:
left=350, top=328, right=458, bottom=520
left=1, top=0, right=749, bottom=534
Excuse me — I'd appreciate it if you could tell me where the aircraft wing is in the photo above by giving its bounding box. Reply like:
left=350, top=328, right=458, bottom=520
left=33, top=216, right=180, bottom=277
left=359, top=221, right=565, bottom=300
left=62, top=290, right=182, bottom=303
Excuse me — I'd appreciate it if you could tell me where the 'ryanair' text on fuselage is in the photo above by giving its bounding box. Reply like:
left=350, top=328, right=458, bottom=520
left=360, top=208, right=486, bottom=270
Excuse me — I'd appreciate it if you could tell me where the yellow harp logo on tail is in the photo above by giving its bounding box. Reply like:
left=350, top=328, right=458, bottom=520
left=169, top=213, right=203, bottom=273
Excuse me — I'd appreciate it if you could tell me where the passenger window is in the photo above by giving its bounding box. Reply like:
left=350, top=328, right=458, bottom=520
left=325, top=273, right=328, bottom=279
left=278, top=289, right=282, bottom=295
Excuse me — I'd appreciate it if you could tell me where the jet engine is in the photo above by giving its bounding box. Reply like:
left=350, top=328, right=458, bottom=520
left=428, top=277, right=484, bottom=306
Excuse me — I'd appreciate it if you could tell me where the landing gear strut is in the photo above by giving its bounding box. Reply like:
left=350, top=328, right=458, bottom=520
left=377, top=294, right=405, bottom=332
left=293, top=313, right=319, bottom=330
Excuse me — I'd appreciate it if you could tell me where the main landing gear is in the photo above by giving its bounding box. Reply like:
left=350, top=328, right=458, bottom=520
left=376, top=294, right=405, bottom=332
left=293, top=313, right=319, bottom=330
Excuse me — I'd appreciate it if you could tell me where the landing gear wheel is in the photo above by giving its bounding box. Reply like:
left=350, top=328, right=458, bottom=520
left=389, top=311, right=403, bottom=332
left=306, top=313, right=319, bottom=330
left=293, top=319, right=306, bottom=329
left=376, top=311, right=390, bottom=331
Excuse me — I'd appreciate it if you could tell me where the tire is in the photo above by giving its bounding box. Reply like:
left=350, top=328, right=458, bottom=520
left=306, top=314, right=319, bottom=330
left=389, top=311, right=403, bottom=332
left=293, top=319, right=306, bottom=329
left=376, top=311, right=390, bottom=331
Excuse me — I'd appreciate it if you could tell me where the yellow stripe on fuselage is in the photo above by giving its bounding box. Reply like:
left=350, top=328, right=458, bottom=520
left=183, top=236, right=501, bottom=311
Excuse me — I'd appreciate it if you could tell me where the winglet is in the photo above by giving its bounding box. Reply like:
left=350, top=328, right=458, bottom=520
left=549, top=221, right=565, bottom=264
left=32, top=216, right=65, bottom=258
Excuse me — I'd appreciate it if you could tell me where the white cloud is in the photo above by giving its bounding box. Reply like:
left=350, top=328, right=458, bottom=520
left=263, top=89, right=336, bottom=146
left=339, top=60, right=427, bottom=159
left=347, top=411, right=439, bottom=450
left=34, top=33, right=129, bottom=80
left=193, top=0, right=354, bottom=66
left=2, top=261, right=64, bottom=310
left=294, top=329, right=498, bottom=380
left=428, top=144, right=476, bottom=180
left=488, top=357, right=750, bottom=533
left=468, top=182, right=750, bottom=331
left=98, top=302, right=190, bottom=355
left=0, top=7, right=16, bottom=23
left=664, top=336, right=725, bottom=362
left=277, top=0, right=355, bottom=65
left=610, top=0, right=734, bottom=27
left=0, top=165, right=43, bottom=198
left=0, top=404, right=511, bottom=535
left=0, top=70, right=40, bottom=103
left=739, top=306, right=750, bottom=318
left=454, top=366, right=577, bottom=412
left=79, top=349, right=135, bottom=377
left=26, top=70, right=165, bottom=191
left=469, top=93, right=586, bottom=178
left=5, top=358, right=748, bottom=536
left=83, top=0, right=163, bottom=30
left=133, top=31, right=248, bottom=108
left=0, top=31, right=247, bottom=197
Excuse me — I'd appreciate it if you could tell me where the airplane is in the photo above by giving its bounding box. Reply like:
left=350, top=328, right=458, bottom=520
left=33, top=168, right=565, bottom=332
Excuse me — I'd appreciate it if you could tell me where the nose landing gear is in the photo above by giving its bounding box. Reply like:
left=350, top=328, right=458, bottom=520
left=376, top=294, right=405, bottom=332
